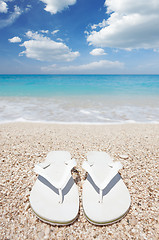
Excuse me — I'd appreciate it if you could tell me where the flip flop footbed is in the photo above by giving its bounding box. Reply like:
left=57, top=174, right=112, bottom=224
left=30, top=176, right=79, bottom=224
left=83, top=175, right=130, bottom=224
left=82, top=151, right=131, bottom=225
left=29, top=151, right=79, bottom=224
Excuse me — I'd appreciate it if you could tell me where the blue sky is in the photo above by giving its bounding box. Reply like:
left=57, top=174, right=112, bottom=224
left=0, top=0, right=159, bottom=74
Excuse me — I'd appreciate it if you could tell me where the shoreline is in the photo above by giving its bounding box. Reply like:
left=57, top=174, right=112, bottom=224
left=0, top=120, right=159, bottom=125
left=1, top=123, right=158, bottom=239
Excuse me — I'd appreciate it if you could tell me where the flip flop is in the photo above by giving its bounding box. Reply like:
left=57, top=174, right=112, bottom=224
left=82, top=151, right=131, bottom=225
left=29, top=151, right=79, bottom=225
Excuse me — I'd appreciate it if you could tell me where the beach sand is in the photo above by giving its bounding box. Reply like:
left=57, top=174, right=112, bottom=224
left=0, top=123, right=159, bottom=239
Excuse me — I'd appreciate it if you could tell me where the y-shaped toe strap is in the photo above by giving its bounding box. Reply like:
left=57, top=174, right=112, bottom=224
left=34, top=158, right=77, bottom=203
left=82, top=160, right=123, bottom=203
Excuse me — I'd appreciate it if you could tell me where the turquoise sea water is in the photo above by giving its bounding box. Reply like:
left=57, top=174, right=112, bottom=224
left=0, top=75, right=159, bottom=123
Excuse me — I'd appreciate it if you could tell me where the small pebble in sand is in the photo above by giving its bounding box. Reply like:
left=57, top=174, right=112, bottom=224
left=119, top=154, right=129, bottom=159
left=25, top=203, right=30, bottom=211
left=129, top=216, right=137, bottom=226
left=45, top=226, right=50, bottom=236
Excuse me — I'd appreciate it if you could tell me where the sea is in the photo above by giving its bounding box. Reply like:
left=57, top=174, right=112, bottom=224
left=0, top=74, right=159, bottom=124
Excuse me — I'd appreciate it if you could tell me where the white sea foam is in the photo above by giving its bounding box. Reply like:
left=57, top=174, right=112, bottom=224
left=1, top=118, right=159, bottom=125
left=0, top=97, right=159, bottom=124
left=80, top=110, right=91, bottom=115
left=96, top=116, right=111, bottom=120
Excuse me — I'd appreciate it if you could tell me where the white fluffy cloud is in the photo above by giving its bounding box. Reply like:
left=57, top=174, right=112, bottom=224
left=8, top=36, right=21, bottom=43
left=51, top=29, right=59, bottom=35
left=40, top=0, right=76, bottom=14
left=42, top=60, right=124, bottom=74
left=40, top=30, right=49, bottom=34
left=87, top=0, right=159, bottom=50
left=91, top=19, right=107, bottom=30
left=90, top=48, right=107, bottom=56
left=20, top=31, right=79, bottom=62
left=25, top=4, right=32, bottom=12
left=0, top=1, right=8, bottom=13
left=0, top=5, right=22, bottom=29
left=105, top=0, right=159, bottom=14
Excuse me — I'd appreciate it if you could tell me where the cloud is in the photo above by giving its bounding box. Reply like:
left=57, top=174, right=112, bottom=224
left=90, top=48, right=107, bottom=56
left=20, top=31, right=80, bottom=62
left=0, top=1, right=8, bottom=13
left=42, top=60, right=124, bottom=74
left=87, top=0, right=159, bottom=50
left=51, top=29, right=59, bottom=35
left=8, top=36, right=21, bottom=43
left=25, top=4, right=32, bottom=12
left=57, top=38, right=63, bottom=42
left=0, top=5, right=22, bottom=29
left=40, top=0, right=76, bottom=14
left=91, top=19, right=107, bottom=30
left=40, top=30, right=49, bottom=33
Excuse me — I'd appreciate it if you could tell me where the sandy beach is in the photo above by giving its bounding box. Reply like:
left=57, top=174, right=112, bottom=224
left=0, top=123, right=158, bottom=239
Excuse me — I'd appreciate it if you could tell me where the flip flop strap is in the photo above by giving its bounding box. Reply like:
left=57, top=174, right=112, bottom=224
left=82, top=161, right=122, bottom=203
left=34, top=158, right=76, bottom=203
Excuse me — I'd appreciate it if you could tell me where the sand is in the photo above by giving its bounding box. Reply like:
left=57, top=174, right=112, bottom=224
left=0, top=123, right=159, bottom=240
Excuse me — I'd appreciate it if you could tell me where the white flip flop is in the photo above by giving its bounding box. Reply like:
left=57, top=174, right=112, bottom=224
left=29, top=151, right=79, bottom=225
left=82, top=151, right=131, bottom=225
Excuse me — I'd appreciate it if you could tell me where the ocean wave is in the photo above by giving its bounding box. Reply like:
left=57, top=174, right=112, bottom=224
left=0, top=97, right=159, bottom=124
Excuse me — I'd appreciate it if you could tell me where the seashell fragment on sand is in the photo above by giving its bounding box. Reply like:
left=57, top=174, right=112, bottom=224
left=119, top=154, right=129, bottom=159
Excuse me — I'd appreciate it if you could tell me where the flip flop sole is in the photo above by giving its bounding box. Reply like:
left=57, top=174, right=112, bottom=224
left=31, top=206, right=79, bottom=226
left=83, top=207, right=130, bottom=226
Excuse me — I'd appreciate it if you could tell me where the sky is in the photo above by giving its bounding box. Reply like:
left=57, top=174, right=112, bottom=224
left=0, top=0, right=159, bottom=74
